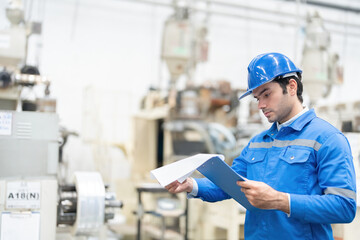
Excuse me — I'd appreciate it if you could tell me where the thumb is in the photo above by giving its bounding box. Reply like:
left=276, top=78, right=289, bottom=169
left=237, top=180, right=251, bottom=188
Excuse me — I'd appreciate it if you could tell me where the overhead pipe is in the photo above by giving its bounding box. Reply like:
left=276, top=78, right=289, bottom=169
left=195, top=0, right=360, bottom=30
left=281, top=0, right=360, bottom=14
left=116, top=0, right=360, bottom=37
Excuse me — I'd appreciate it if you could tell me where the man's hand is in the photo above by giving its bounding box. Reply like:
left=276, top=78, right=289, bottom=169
left=237, top=180, right=289, bottom=214
left=165, top=178, right=193, bottom=194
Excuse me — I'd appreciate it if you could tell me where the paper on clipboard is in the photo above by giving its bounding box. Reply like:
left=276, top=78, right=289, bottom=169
left=151, top=153, right=255, bottom=210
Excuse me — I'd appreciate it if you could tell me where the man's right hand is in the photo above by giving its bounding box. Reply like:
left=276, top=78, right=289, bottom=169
left=165, top=178, right=193, bottom=194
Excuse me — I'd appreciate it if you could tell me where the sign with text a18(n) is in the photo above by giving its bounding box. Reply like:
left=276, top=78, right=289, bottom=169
left=6, top=181, right=41, bottom=210
left=0, top=112, right=12, bottom=136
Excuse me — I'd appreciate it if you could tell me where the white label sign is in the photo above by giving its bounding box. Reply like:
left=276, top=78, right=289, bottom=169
left=0, top=34, right=11, bottom=48
left=6, top=181, right=41, bottom=210
left=0, top=112, right=12, bottom=136
left=1, top=212, right=40, bottom=240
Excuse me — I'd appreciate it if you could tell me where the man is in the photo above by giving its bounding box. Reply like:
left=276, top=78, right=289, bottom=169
left=165, top=52, right=357, bottom=239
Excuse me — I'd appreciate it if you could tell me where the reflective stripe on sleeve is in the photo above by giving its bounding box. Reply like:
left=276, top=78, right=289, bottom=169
left=249, top=139, right=322, bottom=151
left=324, top=187, right=357, bottom=200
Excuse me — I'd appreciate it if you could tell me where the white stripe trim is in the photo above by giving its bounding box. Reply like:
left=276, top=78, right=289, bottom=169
left=324, top=187, right=356, bottom=200
left=249, top=139, right=322, bottom=151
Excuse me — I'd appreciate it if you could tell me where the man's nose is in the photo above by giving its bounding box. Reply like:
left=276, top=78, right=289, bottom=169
left=258, top=100, right=266, bottom=109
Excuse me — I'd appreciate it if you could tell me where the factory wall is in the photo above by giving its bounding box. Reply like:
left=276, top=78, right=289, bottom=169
left=1, top=0, right=360, bottom=178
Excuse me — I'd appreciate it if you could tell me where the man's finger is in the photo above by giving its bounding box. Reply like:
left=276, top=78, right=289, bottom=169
left=165, top=180, right=179, bottom=189
left=237, top=180, right=251, bottom=188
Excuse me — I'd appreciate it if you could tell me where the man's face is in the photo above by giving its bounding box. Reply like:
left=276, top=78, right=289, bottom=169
left=252, top=81, right=294, bottom=124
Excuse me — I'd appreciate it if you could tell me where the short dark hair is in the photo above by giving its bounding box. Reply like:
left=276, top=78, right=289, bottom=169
left=273, top=73, right=303, bottom=103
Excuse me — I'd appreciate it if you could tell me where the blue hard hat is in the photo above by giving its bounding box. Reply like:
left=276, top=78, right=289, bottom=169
left=239, top=52, right=302, bottom=100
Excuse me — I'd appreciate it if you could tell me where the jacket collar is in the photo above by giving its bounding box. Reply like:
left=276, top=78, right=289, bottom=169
left=265, top=108, right=317, bottom=138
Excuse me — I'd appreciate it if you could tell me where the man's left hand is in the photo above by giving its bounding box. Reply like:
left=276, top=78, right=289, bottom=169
left=237, top=180, right=289, bottom=214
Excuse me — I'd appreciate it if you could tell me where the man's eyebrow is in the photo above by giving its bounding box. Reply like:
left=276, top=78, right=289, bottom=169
left=254, top=88, right=269, bottom=99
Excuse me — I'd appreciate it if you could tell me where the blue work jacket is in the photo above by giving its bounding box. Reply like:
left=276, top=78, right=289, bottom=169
left=195, top=109, right=357, bottom=239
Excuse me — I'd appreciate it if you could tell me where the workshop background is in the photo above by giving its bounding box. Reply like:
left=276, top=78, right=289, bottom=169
left=1, top=0, right=360, bottom=240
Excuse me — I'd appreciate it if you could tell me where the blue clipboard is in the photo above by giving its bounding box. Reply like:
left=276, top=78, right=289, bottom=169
left=197, top=156, right=256, bottom=210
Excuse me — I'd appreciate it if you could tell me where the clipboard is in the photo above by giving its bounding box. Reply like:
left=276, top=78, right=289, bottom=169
left=197, top=156, right=255, bottom=210
left=151, top=154, right=255, bottom=210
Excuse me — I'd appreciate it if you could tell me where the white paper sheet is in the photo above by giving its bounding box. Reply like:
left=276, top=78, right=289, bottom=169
left=150, top=153, right=224, bottom=187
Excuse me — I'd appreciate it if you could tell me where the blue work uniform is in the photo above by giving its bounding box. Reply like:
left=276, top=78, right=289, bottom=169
left=194, top=109, right=357, bottom=239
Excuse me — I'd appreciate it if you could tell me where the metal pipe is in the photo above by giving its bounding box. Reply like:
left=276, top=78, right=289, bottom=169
left=208, top=0, right=360, bottom=15
left=116, top=0, right=360, bottom=37
left=116, top=0, right=172, bottom=8
left=196, top=0, right=360, bottom=29
left=197, top=0, right=297, bottom=19
left=192, top=5, right=298, bottom=27
left=282, top=0, right=360, bottom=14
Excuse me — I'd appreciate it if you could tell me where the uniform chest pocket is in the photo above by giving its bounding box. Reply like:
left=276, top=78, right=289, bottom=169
left=244, top=150, right=267, bottom=180
left=277, top=147, right=312, bottom=193
left=245, top=150, right=267, bottom=164
left=280, top=147, right=311, bottom=164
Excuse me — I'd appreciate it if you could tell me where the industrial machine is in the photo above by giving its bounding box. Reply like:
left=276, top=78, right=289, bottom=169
left=0, top=110, right=59, bottom=240
left=131, top=5, right=245, bottom=240
left=0, top=111, right=123, bottom=240
left=161, top=6, right=208, bottom=87
left=133, top=4, right=242, bottom=177
left=301, top=11, right=343, bottom=106
left=159, top=5, right=241, bottom=164
left=0, top=1, right=123, bottom=239
left=0, top=0, right=53, bottom=112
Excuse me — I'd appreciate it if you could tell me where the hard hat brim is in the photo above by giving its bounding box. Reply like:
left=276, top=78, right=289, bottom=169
left=238, top=71, right=301, bottom=101
left=238, top=90, right=252, bottom=100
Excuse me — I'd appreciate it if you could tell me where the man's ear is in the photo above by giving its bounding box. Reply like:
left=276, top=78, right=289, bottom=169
left=288, top=79, right=297, bottom=96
